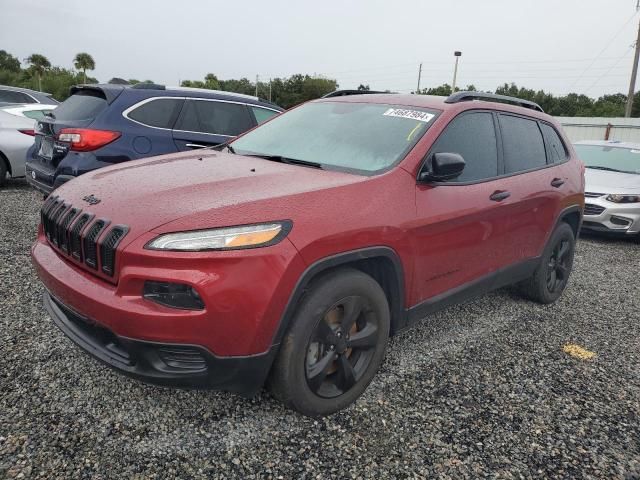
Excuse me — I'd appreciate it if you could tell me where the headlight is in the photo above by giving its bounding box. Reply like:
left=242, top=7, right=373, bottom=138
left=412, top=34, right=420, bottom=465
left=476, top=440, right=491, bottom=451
left=145, top=221, right=291, bottom=251
left=606, top=194, right=640, bottom=203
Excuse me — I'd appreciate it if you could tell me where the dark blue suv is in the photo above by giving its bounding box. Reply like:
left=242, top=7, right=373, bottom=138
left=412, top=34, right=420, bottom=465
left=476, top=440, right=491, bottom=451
left=25, top=83, right=283, bottom=194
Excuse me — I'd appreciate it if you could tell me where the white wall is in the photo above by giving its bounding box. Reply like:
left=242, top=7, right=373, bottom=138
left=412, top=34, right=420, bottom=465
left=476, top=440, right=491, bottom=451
left=556, top=117, right=640, bottom=143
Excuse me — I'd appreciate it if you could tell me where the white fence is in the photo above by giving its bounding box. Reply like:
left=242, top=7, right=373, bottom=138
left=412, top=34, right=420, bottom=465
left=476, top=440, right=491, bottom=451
left=557, top=117, right=640, bottom=143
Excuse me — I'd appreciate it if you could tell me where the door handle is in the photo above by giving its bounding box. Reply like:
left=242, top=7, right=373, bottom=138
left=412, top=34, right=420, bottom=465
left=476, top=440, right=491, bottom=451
left=185, top=143, right=208, bottom=149
left=551, top=178, right=565, bottom=188
left=490, top=190, right=511, bottom=202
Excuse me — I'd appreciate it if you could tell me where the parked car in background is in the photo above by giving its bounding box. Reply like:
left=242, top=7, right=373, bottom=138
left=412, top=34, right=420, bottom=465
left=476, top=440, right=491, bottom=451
left=25, top=83, right=283, bottom=195
left=0, top=85, right=59, bottom=107
left=0, top=104, right=57, bottom=186
left=574, top=140, right=640, bottom=238
left=32, top=91, right=583, bottom=416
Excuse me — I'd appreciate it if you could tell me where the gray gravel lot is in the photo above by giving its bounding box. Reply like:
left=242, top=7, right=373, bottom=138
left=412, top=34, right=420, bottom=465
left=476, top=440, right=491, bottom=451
left=1, top=177, right=639, bottom=479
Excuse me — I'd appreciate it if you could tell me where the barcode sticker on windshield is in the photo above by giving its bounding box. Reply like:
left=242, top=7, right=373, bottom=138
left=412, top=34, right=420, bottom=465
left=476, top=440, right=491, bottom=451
left=383, top=108, right=435, bottom=123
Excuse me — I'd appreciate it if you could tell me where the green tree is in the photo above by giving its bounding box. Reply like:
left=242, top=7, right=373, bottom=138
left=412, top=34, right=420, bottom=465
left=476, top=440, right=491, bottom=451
left=204, top=73, right=220, bottom=90
left=25, top=53, right=51, bottom=91
left=73, top=52, right=95, bottom=83
left=357, top=84, right=370, bottom=91
left=0, top=50, right=20, bottom=72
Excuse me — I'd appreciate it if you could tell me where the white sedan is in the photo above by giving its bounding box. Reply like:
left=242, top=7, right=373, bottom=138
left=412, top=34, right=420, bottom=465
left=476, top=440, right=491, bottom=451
left=0, top=103, right=57, bottom=186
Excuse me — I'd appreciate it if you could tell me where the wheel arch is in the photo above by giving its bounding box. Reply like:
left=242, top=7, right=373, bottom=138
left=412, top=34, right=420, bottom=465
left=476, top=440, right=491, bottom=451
left=558, top=206, right=582, bottom=238
left=271, top=247, right=407, bottom=350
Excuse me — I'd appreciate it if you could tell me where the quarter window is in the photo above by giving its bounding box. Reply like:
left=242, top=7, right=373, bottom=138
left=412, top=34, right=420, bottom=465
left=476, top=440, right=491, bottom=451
left=540, top=123, right=567, bottom=163
left=251, top=106, right=279, bottom=124
left=499, top=114, right=547, bottom=173
left=175, top=100, right=253, bottom=136
left=127, top=98, right=183, bottom=129
left=430, top=112, right=499, bottom=182
left=0, top=89, right=35, bottom=104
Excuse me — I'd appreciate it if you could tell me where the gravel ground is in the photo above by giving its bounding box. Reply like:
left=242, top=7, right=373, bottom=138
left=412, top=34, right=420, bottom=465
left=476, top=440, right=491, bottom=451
left=1, top=177, right=639, bottom=479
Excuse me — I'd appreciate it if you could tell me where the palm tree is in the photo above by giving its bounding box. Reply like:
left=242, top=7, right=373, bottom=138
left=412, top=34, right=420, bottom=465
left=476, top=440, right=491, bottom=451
left=25, top=53, right=51, bottom=91
left=73, top=52, right=95, bottom=84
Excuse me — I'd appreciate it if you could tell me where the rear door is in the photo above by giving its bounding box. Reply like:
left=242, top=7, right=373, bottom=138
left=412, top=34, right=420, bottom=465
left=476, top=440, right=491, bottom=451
left=172, top=99, right=254, bottom=150
left=493, top=114, right=564, bottom=264
left=412, top=111, right=511, bottom=303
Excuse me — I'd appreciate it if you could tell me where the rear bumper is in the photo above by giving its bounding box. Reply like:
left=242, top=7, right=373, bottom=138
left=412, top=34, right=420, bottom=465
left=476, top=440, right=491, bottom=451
left=44, top=291, right=276, bottom=396
left=25, top=160, right=73, bottom=195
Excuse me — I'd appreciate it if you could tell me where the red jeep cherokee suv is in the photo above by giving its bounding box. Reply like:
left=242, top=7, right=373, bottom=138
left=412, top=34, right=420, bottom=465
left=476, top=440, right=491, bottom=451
left=32, top=92, right=584, bottom=416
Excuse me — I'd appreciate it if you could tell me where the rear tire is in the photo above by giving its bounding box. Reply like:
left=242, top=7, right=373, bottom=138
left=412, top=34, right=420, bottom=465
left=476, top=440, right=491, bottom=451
left=269, top=268, right=390, bottom=416
left=518, top=222, right=576, bottom=304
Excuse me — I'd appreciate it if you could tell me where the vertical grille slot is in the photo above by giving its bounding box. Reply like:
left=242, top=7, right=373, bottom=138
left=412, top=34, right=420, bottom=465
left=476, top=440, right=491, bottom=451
left=100, top=226, right=128, bottom=276
left=70, top=213, right=92, bottom=261
left=49, top=203, right=69, bottom=245
left=59, top=207, right=81, bottom=253
left=83, top=220, right=107, bottom=269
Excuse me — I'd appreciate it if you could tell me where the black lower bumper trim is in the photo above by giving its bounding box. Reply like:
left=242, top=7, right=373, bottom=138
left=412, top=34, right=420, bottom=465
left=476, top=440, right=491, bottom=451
left=581, top=221, right=636, bottom=237
left=44, top=292, right=275, bottom=397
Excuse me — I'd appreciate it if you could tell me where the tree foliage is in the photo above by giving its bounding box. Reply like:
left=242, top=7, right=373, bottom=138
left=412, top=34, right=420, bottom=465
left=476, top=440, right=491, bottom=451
left=73, top=52, right=96, bottom=83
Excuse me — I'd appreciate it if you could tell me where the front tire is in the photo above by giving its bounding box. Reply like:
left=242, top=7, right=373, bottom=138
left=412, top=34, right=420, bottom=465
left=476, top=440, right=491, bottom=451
left=269, top=268, right=390, bottom=416
left=0, top=158, right=7, bottom=187
left=519, top=222, right=576, bottom=304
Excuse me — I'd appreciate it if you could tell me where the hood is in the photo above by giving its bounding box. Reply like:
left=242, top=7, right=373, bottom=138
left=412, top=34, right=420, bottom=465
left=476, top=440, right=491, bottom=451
left=52, top=150, right=364, bottom=242
left=584, top=168, right=640, bottom=194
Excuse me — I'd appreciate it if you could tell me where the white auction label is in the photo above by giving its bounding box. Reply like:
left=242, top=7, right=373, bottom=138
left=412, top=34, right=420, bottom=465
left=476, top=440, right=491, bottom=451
left=383, top=108, right=435, bottom=123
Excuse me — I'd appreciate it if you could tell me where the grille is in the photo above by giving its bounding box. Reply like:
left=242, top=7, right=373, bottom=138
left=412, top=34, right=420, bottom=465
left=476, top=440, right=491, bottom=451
left=40, top=197, right=128, bottom=277
left=156, top=346, right=207, bottom=372
left=585, top=192, right=605, bottom=198
left=584, top=203, right=605, bottom=216
left=83, top=220, right=107, bottom=269
left=100, top=226, right=128, bottom=276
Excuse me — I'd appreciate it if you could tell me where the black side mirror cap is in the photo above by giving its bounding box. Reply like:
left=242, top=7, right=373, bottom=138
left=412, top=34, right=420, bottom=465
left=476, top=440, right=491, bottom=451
left=418, top=152, right=466, bottom=182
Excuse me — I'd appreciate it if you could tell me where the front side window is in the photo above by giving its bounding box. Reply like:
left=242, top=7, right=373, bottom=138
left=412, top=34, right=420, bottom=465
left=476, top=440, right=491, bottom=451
left=541, top=123, right=567, bottom=163
left=127, top=98, right=183, bottom=129
left=231, top=102, right=439, bottom=174
left=175, top=100, right=253, bottom=136
left=574, top=144, right=640, bottom=174
left=251, top=106, right=279, bottom=124
left=430, top=112, right=498, bottom=182
left=499, top=114, right=547, bottom=173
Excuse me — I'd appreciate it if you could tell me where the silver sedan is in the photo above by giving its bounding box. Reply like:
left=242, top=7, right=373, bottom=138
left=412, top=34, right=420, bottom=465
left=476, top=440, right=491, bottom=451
left=0, top=103, right=57, bottom=186
left=574, top=140, right=640, bottom=238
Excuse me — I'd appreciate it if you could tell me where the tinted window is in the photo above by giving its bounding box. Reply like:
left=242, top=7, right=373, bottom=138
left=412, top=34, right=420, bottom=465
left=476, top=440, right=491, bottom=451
left=252, top=106, right=279, bottom=124
left=0, top=89, right=34, bottom=104
left=231, top=102, right=437, bottom=174
left=430, top=112, right=498, bottom=182
left=499, top=115, right=547, bottom=173
left=53, top=91, right=108, bottom=122
left=128, top=98, right=182, bottom=128
left=540, top=123, right=567, bottom=163
left=175, top=100, right=252, bottom=136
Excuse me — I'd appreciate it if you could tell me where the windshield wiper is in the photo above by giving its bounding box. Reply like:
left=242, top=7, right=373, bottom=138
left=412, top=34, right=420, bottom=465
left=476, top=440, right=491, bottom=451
left=212, top=141, right=235, bottom=154
left=247, top=154, right=323, bottom=169
left=586, top=165, right=626, bottom=173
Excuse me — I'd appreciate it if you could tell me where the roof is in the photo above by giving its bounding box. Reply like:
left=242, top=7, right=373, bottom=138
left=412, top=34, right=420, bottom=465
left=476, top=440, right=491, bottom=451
left=573, top=140, right=640, bottom=149
left=0, top=84, right=53, bottom=96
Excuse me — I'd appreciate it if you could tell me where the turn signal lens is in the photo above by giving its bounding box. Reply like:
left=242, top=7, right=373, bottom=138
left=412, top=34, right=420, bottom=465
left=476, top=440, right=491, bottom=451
left=606, top=194, right=640, bottom=203
left=145, top=222, right=290, bottom=251
left=58, top=128, right=121, bottom=152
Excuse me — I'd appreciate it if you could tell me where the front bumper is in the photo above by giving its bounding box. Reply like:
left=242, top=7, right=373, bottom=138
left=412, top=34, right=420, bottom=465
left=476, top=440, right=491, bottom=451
left=582, top=197, right=640, bottom=235
left=44, top=292, right=275, bottom=396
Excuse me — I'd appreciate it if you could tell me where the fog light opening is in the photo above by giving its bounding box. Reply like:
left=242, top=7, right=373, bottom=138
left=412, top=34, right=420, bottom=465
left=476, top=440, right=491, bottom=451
left=610, top=216, right=632, bottom=227
left=143, top=281, right=205, bottom=310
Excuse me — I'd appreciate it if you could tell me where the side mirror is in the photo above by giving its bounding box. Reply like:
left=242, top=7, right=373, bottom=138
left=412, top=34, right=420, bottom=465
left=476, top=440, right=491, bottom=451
left=418, top=152, right=466, bottom=182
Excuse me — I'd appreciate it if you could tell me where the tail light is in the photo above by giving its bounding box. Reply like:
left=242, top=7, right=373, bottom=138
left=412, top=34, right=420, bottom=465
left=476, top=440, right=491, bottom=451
left=18, top=129, right=35, bottom=136
left=57, top=128, right=121, bottom=152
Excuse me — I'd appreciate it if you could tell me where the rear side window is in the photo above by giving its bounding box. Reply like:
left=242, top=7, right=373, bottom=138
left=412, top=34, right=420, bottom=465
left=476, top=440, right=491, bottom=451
left=540, top=123, right=567, bottom=163
left=127, top=98, right=183, bottom=129
left=430, top=112, right=498, bottom=182
left=499, top=114, right=547, bottom=173
left=53, top=91, right=108, bottom=122
left=175, top=100, right=253, bottom=136
left=23, top=109, right=53, bottom=120
left=251, top=106, right=279, bottom=124
left=0, top=89, right=35, bottom=104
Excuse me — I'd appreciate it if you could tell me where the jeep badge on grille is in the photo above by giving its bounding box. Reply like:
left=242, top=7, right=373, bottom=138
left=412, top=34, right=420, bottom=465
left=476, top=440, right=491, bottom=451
left=82, top=194, right=101, bottom=205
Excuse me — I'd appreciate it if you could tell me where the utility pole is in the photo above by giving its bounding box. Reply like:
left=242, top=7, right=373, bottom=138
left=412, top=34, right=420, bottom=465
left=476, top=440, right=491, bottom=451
left=269, top=78, right=272, bottom=102
left=416, top=63, right=422, bottom=94
left=625, top=2, right=640, bottom=117
left=452, top=51, right=462, bottom=93
left=255, top=74, right=259, bottom=97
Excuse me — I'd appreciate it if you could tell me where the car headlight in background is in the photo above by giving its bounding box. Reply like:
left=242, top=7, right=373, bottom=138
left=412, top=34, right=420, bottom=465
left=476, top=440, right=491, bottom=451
left=145, top=221, right=291, bottom=251
left=605, top=194, right=640, bottom=203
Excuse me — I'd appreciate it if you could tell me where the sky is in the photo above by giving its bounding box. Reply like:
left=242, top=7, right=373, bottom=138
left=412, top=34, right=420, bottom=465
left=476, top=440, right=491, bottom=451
left=1, top=0, right=640, bottom=98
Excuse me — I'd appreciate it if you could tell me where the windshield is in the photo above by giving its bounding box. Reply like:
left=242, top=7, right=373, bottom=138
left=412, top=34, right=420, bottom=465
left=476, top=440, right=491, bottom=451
left=231, top=101, right=439, bottom=174
left=574, top=144, right=640, bottom=174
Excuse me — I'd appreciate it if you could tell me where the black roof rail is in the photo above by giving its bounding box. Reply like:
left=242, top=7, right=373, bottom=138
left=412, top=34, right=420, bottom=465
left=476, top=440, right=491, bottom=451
left=444, top=91, right=544, bottom=113
left=130, top=82, right=166, bottom=90
left=321, top=89, right=393, bottom=98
